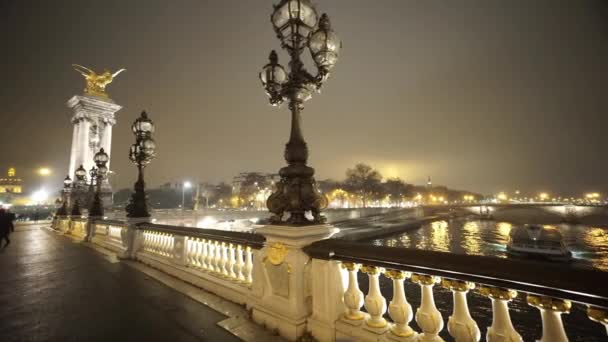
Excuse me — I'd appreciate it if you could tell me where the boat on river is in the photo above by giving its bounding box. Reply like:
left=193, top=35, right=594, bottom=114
left=507, top=224, right=572, bottom=261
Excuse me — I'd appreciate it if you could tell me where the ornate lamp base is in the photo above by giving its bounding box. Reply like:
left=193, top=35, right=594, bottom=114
left=266, top=164, right=328, bottom=225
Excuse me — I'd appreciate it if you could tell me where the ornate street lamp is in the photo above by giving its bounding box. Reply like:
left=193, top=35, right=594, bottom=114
left=260, top=0, right=341, bottom=225
left=89, top=148, right=109, bottom=217
left=126, top=111, right=156, bottom=218
left=70, top=165, right=87, bottom=216
left=56, top=175, right=72, bottom=216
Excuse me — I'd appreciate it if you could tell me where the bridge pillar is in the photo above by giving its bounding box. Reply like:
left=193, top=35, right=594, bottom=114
left=251, top=224, right=339, bottom=341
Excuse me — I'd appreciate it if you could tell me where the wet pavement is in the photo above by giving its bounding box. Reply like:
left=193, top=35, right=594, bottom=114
left=0, top=225, right=241, bottom=342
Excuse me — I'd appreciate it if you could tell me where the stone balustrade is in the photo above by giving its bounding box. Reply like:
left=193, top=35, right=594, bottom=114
left=50, top=216, right=608, bottom=341
left=305, top=239, right=608, bottom=342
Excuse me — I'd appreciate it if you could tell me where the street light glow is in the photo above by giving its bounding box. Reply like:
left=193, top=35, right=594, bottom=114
left=38, top=167, right=51, bottom=176
left=183, top=181, right=192, bottom=189
left=32, top=189, right=49, bottom=204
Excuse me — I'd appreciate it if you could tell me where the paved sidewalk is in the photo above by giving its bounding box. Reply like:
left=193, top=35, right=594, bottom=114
left=0, top=225, right=242, bottom=342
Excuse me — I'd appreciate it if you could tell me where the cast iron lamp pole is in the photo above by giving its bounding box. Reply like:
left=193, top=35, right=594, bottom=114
left=71, top=165, right=87, bottom=216
left=89, top=148, right=109, bottom=217
left=260, top=0, right=341, bottom=225
left=126, top=111, right=156, bottom=218
left=56, top=175, right=72, bottom=216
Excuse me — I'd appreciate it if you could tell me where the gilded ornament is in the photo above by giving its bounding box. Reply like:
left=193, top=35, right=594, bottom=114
left=411, top=273, right=440, bottom=286
left=588, top=306, right=608, bottom=325
left=384, top=269, right=411, bottom=280
left=478, top=285, right=517, bottom=300
left=441, top=278, right=475, bottom=292
left=361, top=265, right=384, bottom=275
left=266, top=242, right=289, bottom=266
left=527, top=295, right=571, bottom=313
left=72, top=64, right=126, bottom=98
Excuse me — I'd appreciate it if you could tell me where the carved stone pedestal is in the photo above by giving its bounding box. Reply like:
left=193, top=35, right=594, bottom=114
left=251, top=224, right=339, bottom=341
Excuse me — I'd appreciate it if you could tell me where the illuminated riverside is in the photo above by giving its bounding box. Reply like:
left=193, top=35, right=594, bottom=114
left=371, top=218, right=608, bottom=272
left=367, top=218, right=608, bottom=340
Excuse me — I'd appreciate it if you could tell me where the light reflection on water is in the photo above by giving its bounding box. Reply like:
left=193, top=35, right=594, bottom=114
left=368, top=218, right=608, bottom=341
left=372, top=218, right=608, bottom=272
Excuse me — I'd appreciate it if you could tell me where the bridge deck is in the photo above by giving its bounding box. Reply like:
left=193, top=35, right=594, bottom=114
left=0, top=225, right=243, bottom=342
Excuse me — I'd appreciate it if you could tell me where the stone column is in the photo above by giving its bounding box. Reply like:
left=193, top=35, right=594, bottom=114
left=251, top=224, right=339, bottom=341
left=66, top=95, right=121, bottom=203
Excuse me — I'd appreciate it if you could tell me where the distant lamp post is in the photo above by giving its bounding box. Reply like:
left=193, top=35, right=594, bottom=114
left=32, top=189, right=48, bottom=222
left=126, top=111, right=156, bottom=218
left=89, top=148, right=109, bottom=217
left=56, top=175, right=72, bottom=216
left=71, top=165, right=87, bottom=216
left=182, top=181, right=192, bottom=210
left=260, top=0, right=341, bottom=225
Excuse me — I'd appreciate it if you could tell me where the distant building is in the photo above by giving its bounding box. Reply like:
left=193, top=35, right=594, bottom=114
left=0, top=167, right=23, bottom=194
left=231, top=172, right=279, bottom=195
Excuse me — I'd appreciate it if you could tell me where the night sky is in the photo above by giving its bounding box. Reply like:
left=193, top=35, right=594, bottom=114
left=1, top=0, right=607, bottom=196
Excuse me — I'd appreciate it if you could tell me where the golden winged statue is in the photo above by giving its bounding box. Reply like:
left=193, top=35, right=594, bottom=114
left=72, top=64, right=126, bottom=98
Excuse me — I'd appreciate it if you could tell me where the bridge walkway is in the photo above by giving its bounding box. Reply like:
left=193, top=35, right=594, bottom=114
left=0, top=225, right=269, bottom=342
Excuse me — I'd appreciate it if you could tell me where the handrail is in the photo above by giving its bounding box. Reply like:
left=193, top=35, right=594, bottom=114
left=305, top=239, right=608, bottom=308
left=92, top=219, right=128, bottom=226
left=137, top=223, right=265, bottom=249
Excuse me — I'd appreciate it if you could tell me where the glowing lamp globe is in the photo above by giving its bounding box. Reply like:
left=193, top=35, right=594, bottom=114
left=94, top=148, right=109, bottom=166
left=271, top=0, right=318, bottom=49
left=260, top=51, right=287, bottom=88
left=309, top=14, right=341, bottom=72
left=132, top=111, right=155, bottom=136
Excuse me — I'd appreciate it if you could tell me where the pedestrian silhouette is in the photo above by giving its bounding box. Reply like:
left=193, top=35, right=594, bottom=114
left=0, top=208, right=15, bottom=248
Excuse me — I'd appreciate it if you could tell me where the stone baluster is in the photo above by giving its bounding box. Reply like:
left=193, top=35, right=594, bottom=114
left=192, top=238, right=200, bottom=267
left=479, top=286, right=522, bottom=342
left=153, top=233, right=159, bottom=253
left=244, top=246, right=253, bottom=284
left=527, top=295, right=570, bottom=342
left=385, top=269, right=417, bottom=340
left=206, top=240, right=215, bottom=272
left=362, top=265, right=388, bottom=331
left=200, top=239, right=208, bottom=269
left=213, top=241, right=222, bottom=273
left=164, top=234, right=171, bottom=256
left=412, top=273, right=444, bottom=342
left=442, top=279, right=480, bottom=342
left=587, top=306, right=608, bottom=335
left=144, top=231, right=151, bottom=252
left=227, top=243, right=237, bottom=280
left=235, top=245, right=245, bottom=282
left=162, top=234, right=168, bottom=256
left=185, top=238, right=193, bottom=265
left=341, top=262, right=365, bottom=321
left=219, top=242, right=229, bottom=277
left=169, top=234, right=175, bottom=257
left=159, top=233, right=166, bottom=255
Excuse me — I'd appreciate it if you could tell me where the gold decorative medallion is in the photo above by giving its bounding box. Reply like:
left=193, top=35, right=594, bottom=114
left=266, top=242, right=288, bottom=266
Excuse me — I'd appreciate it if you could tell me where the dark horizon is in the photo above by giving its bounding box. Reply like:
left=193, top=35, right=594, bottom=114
left=1, top=0, right=607, bottom=197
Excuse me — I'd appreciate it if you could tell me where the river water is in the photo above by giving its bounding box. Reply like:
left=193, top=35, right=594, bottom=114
left=364, top=218, right=608, bottom=341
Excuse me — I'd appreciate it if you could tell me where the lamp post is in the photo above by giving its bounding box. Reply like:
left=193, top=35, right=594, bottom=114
left=89, top=148, right=109, bottom=217
left=71, top=165, right=87, bottom=216
left=126, top=111, right=156, bottom=218
left=182, top=181, right=192, bottom=210
left=260, top=0, right=341, bottom=225
left=56, top=175, right=72, bottom=216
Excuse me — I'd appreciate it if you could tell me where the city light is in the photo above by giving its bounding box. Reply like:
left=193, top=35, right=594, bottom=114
left=32, top=189, right=49, bottom=204
left=38, top=167, right=51, bottom=176
left=183, top=181, right=192, bottom=189
left=539, top=192, right=549, bottom=201
left=497, top=192, right=507, bottom=201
